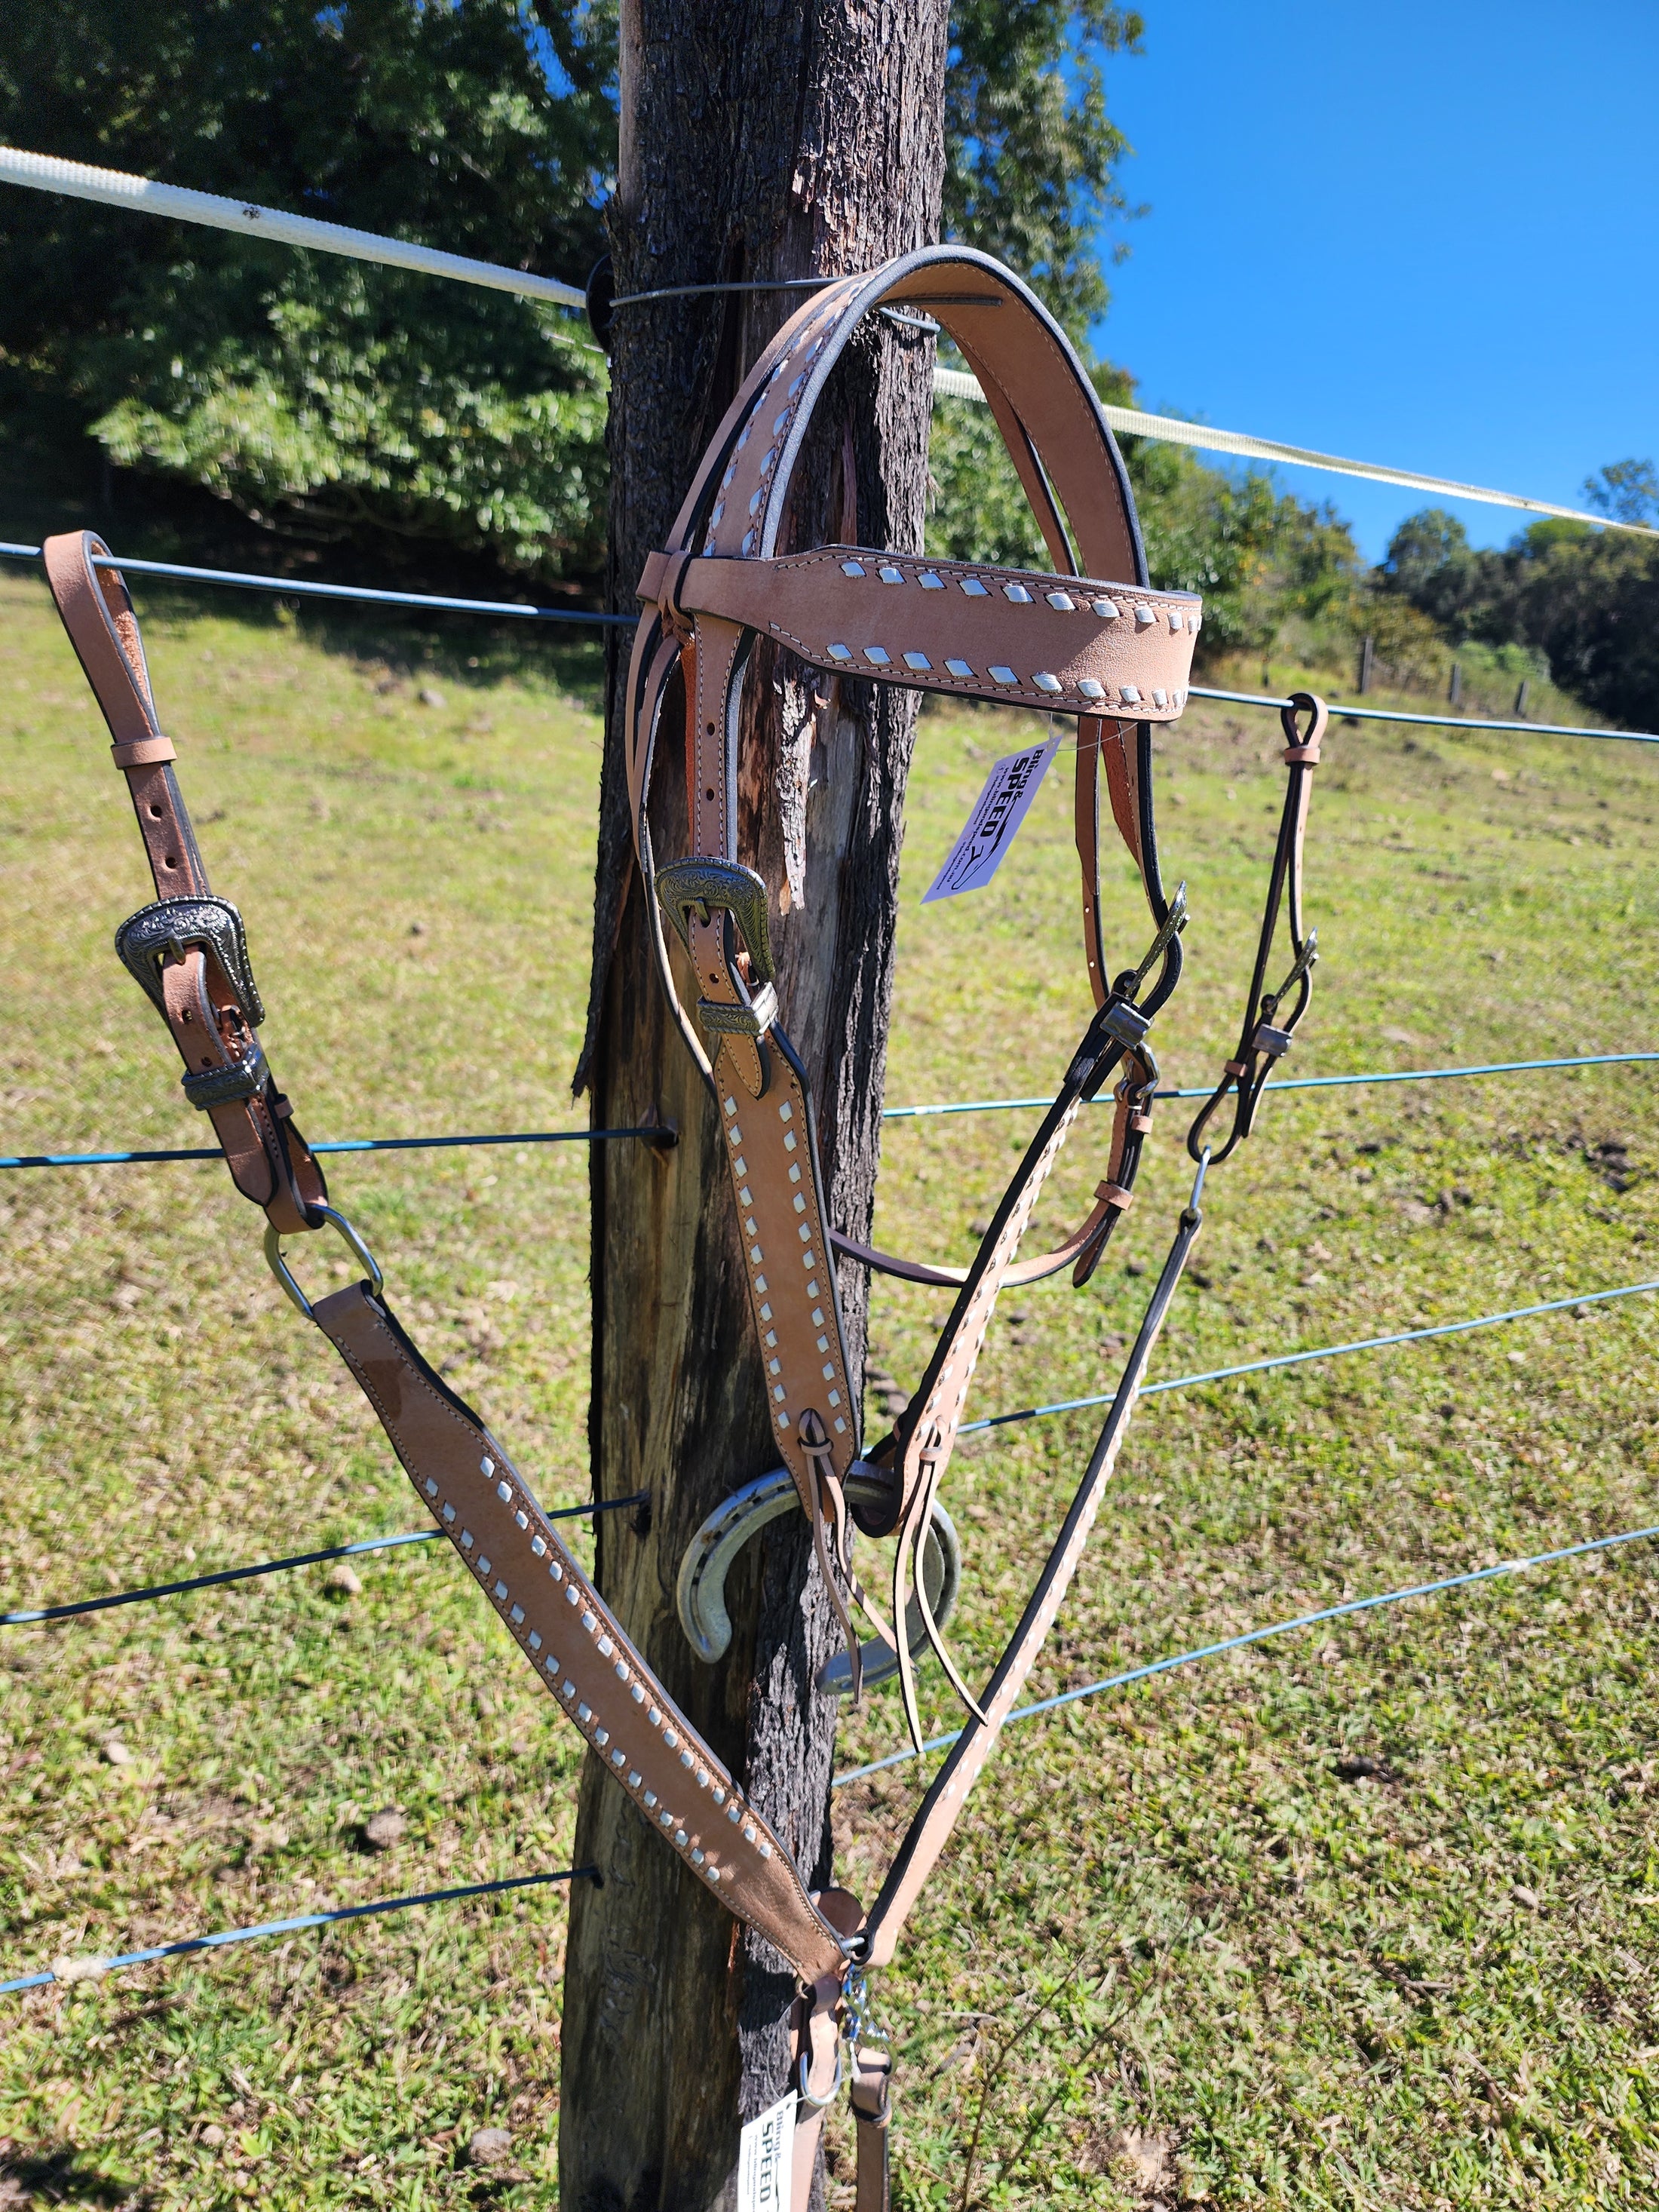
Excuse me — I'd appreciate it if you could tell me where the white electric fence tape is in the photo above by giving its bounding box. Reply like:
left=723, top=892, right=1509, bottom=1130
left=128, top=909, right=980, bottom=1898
left=0, top=144, right=588, bottom=314
left=4, top=144, right=1651, bottom=535
left=931, top=367, right=1659, bottom=540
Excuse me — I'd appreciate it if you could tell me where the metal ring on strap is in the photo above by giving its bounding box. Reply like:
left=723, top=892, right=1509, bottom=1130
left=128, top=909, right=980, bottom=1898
left=265, top=1204, right=385, bottom=1318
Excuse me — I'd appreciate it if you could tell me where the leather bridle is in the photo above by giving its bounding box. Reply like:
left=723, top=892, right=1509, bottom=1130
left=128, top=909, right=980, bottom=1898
left=41, top=244, right=1326, bottom=2211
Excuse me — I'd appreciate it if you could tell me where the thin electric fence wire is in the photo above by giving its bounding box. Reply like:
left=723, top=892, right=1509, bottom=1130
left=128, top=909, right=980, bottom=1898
left=1190, top=682, right=1659, bottom=747
left=0, top=541, right=630, bottom=626
left=961, top=1275, right=1659, bottom=1437
left=2, top=540, right=1655, bottom=744
left=882, top=1049, right=1659, bottom=1123
left=0, top=1865, right=598, bottom=1998
left=8, top=1278, right=1651, bottom=1633
left=832, top=1520, right=1659, bottom=1787
left=8, top=1052, right=1654, bottom=1171
left=2, top=1125, right=671, bottom=1171
left=0, top=1496, right=648, bottom=1628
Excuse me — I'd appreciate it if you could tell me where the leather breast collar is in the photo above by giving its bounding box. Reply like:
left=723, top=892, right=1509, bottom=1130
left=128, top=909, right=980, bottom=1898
left=41, top=244, right=1327, bottom=2210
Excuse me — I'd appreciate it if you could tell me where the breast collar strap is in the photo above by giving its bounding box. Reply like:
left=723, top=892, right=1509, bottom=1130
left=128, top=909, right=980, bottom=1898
left=41, top=248, right=1315, bottom=2212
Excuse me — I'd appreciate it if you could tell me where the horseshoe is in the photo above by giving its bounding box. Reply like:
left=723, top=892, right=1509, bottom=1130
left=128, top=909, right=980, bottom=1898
left=676, top=1464, right=961, bottom=1695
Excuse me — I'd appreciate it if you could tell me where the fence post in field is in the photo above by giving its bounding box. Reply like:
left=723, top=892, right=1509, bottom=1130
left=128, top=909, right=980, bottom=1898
left=563, top=2, right=949, bottom=2201
left=1514, top=677, right=1530, bottom=717
left=1358, top=634, right=1375, bottom=695
left=1449, top=660, right=1461, bottom=706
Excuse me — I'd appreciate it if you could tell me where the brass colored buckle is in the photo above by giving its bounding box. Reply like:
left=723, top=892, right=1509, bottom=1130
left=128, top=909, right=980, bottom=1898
left=655, top=857, right=775, bottom=984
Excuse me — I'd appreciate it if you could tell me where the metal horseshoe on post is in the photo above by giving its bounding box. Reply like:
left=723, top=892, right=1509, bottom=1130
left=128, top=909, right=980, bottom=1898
left=676, top=1465, right=961, bottom=1696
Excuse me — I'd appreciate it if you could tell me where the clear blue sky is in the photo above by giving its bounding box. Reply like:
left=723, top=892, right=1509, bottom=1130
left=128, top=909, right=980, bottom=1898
left=1094, top=0, right=1659, bottom=562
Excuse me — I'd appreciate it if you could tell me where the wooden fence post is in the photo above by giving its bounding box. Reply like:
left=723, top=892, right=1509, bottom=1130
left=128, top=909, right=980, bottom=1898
left=563, top=5, right=949, bottom=2204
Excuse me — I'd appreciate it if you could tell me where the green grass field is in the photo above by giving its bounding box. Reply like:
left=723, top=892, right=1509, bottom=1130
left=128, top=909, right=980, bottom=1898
left=1, top=566, right=1656, bottom=2210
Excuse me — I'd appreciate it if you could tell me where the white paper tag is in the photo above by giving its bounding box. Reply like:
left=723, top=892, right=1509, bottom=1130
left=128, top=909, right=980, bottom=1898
left=737, top=2090, right=797, bottom=2212
left=921, top=733, right=1063, bottom=901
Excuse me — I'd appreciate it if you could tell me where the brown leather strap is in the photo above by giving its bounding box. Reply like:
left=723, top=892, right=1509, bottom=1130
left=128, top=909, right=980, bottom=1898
left=639, top=547, right=1197, bottom=719
left=309, top=1278, right=850, bottom=1986
left=862, top=1175, right=1205, bottom=1968
left=851, top=2048, right=892, bottom=2212
left=628, top=253, right=1191, bottom=1732
left=41, top=529, right=328, bottom=1237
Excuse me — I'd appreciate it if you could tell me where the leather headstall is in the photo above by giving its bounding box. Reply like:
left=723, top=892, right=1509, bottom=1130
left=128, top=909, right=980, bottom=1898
left=624, top=247, right=1217, bottom=2195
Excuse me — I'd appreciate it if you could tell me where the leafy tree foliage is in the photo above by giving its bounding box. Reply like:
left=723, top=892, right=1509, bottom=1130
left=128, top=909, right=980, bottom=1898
left=943, top=2, right=1145, bottom=339
left=0, top=0, right=614, bottom=573
left=0, top=0, right=1360, bottom=662
left=1584, top=459, right=1659, bottom=527
left=2, top=0, right=1158, bottom=578
left=1378, top=493, right=1659, bottom=729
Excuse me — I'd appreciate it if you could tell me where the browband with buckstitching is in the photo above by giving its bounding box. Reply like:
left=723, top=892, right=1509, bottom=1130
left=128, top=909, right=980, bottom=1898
left=44, top=242, right=1327, bottom=2212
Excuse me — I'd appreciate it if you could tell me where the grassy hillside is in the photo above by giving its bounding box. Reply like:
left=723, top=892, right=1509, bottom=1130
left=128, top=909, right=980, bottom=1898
left=1, top=571, right=1656, bottom=2209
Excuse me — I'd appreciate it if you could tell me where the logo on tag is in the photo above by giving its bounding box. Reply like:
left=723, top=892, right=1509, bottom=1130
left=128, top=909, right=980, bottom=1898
left=922, top=734, right=1063, bottom=901
left=738, top=2090, right=797, bottom=2212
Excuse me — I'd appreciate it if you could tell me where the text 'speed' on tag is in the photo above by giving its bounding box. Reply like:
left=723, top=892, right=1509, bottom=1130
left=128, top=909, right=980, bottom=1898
left=737, top=2089, right=797, bottom=2212
left=921, top=733, right=1063, bottom=902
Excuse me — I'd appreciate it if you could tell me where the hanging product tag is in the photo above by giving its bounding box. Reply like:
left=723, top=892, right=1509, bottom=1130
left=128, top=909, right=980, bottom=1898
left=737, top=2090, right=798, bottom=2212
left=921, top=732, right=1063, bottom=901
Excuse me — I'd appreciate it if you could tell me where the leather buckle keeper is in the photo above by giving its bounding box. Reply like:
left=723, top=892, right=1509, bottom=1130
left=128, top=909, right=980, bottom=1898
left=112, top=733, right=177, bottom=768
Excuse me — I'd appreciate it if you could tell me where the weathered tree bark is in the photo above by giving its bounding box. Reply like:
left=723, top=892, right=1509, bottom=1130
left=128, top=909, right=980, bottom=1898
left=564, top=5, right=948, bottom=2206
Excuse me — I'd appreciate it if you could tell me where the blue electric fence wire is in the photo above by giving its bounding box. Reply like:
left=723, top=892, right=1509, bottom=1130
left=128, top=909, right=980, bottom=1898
left=832, top=1520, right=1659, bottom=1788
left=1, top=1125, right=670, bottom=1171
left=959, top=1275, right=1659, bottom=1437
left=0, top=541, right=633, bottom=626
left=1190, top=682, right=1659, bottom=747
left=0, top=1865, right=598, bottom=1998
left=8, top=1280, right=1652, bottom=1633
left=7, top=1051, right=1654, bottom=1170
left=0, top=1494, right=647, bottom=1628
left=880, top=1049, right=1659, bottom=1122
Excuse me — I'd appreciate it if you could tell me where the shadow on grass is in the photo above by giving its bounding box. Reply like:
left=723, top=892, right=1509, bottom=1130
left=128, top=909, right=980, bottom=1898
left=0, top=2137, right=146, bottom=2207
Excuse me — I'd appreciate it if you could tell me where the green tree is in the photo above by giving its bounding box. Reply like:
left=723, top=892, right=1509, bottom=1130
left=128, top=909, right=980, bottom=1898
left=1584, top=458, right=1659, bottom=527
left=1, top=1, right=1159, bottom=578
left=1379, top=495, right=1659, bottom=729
left=0, top=0, right=615, bottom=575
left=943, top=2, right=1145, bottom=339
